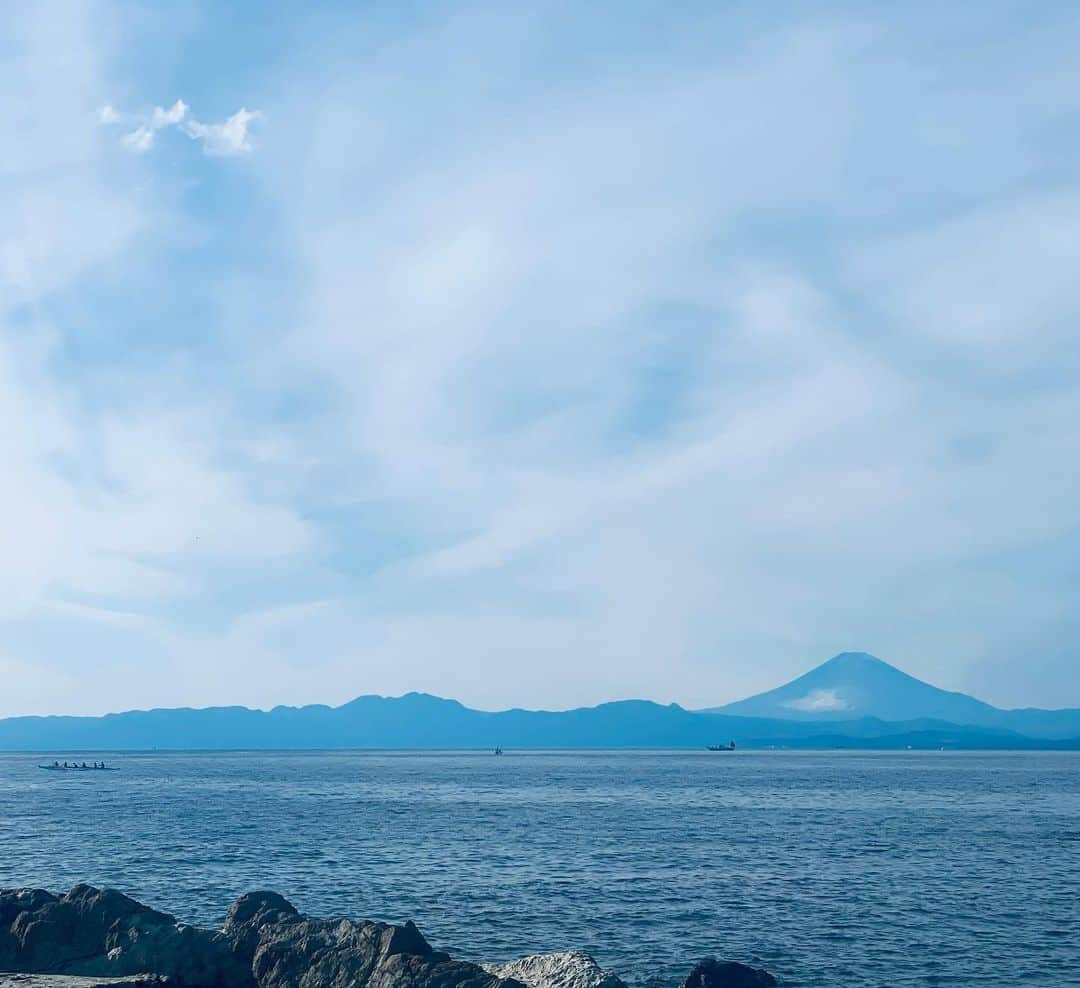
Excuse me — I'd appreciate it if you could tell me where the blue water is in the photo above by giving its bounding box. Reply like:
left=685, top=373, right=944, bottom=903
left=1, top=750, right=1078, bottom=986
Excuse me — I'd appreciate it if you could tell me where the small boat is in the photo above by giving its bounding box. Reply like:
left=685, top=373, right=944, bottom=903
left=38, top=763, right=116, bottom=772
left=493, top=746, right=504, bottom=756
left=706, top=741, right=737, bottom=751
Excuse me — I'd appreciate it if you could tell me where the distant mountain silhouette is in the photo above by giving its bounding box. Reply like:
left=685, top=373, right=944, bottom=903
left=716, top=651, right=994, bottom=721
left=2, top=652, right=1078, bottom=750
left=712, top=651, right=1080, bottom=739
left=1, top=665, right=1079, bottom=750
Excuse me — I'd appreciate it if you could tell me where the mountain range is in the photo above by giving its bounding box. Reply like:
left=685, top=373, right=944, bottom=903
left=1, top=651, right=1078, bottom=751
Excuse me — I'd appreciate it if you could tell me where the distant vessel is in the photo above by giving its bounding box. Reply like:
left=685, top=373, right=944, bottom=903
left=38, top=762, right=116, bottom=772
left=706, top=741, right=736, bottom=751
left=493, top=746, right=504, bottom=756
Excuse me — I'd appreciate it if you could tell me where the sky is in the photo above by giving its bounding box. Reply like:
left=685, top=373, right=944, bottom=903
left=2, top=0, right=1079, bottom=718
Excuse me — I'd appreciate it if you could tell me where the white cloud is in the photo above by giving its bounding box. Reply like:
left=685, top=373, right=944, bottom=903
left=122, top=124, right=155, bottom=152
left=152, top=98, right=187, bottom=128
left=785, top=689, right=850, bottom=713
left=99, top=98, right=189, bottom=153
left=183, top=107, right=261, bottom=156
left=4, top=1, right=1080, bottom=718
left=0, top=4, right=310, bottom=717
left=100, top=98, right=259, bottom=156
left=248, top=4, right=1080, bottom=714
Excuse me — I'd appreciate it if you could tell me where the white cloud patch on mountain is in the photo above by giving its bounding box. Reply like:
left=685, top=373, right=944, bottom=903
left=785, top=690, right=850, bottom=713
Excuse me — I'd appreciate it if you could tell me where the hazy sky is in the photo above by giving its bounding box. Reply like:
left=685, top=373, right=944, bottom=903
left=3, top=1, right=1079, bottom=717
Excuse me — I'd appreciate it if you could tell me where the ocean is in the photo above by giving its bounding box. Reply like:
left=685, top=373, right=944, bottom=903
left=1, top=750, right=1078, bottom=986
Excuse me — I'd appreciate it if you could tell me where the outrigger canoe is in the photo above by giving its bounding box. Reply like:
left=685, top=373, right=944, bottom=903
left=38, top=764, right=117, bottom=772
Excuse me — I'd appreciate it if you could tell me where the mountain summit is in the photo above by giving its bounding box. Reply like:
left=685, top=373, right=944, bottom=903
left=716, top=651, right=999, bottom=723
left=713, top=651, right=1080, bottom=737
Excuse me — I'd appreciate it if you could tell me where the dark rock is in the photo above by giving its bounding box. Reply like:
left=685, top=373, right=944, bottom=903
left=0, top=885, right=608, bottom=988
left=0, top=893, right=59, bottom=931
left=370, top=952, right=504, bottom=988
left=681, top=959, right=777, bottom=988
left=239, top=908, right=501, bottom=988
left=0, top=887, right=245, bottom=986
left=217, top=887, right=512, bottom=988
left=222, top=893, right=301, bottom=959
left=4, top=886, right=171, bottom=974
left=0, top=893, right=58, bottom=971
left=224, top=893, right=300, bottom=933
left=100, top=917, right=252, bottom=988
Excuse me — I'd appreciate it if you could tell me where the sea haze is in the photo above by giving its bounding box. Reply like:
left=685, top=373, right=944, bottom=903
left=2, top=749, right=1078, bottom=987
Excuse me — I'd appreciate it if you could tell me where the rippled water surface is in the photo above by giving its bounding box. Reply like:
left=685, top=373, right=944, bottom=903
left=1, top=750, right=1078, bottom=985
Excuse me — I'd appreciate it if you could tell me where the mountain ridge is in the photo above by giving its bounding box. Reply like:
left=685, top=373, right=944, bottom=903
left=2, top=652, right=1078, bottom=749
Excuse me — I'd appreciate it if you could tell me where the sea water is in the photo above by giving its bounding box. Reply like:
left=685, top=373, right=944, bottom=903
left=1, top=750, right=1078, bottom=986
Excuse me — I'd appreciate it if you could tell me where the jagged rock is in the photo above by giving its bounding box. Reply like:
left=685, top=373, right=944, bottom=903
left=1, top=887, right=779, bottom=988
left=221, top=893, right=300, bottom=960
left=225, top=891, right=502, bottom=988
left=101, top=917, right=251, bottom=987
left=481, top=951, right=626, bottom=988
left=224, top=893, right=299, bottom=934
left=2, top=886, right=170, bottom=974
left=0, top=894, right=60, bottom=932
left=0, top=893, right=57, bottom=972
left=0, top=885, right=248, bottom=988
left=1, top=887, right=520, bottom=988
left=681, top=958, right=777, bottom=988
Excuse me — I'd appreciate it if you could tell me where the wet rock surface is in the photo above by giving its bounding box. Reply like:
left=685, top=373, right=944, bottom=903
left=1, top=888, right=777, bottom=988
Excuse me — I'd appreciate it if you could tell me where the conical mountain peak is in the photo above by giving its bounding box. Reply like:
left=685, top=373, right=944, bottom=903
left=718, top=651, right=998, bottom=723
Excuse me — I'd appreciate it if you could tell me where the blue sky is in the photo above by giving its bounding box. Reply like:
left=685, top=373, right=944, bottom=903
left=2, top=1, right=1079, bottom=717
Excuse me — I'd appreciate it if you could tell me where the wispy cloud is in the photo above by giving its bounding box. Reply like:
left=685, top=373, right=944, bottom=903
left=183, top=107, right=262, bottom=156
left=4, top=0, right=1080, bottom=717
left=785, top=690, right=850, bottom=713
left=99, top=98, right=261, bottom=155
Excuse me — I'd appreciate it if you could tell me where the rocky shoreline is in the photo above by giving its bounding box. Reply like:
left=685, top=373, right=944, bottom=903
left=0, top=887, right=775, bottom=988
